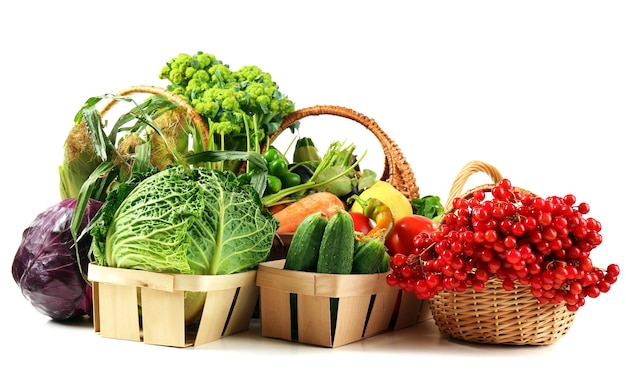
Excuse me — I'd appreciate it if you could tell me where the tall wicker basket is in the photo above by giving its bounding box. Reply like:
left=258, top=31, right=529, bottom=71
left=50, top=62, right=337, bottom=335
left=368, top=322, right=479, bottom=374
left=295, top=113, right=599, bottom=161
left=428, top=160, right=577, bottom=345
left=267, top=105, right=421, bottom=259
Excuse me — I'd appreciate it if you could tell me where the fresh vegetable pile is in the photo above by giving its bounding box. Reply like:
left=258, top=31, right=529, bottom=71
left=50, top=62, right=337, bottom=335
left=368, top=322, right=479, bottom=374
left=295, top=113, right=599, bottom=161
left=282, top=177, right=446, bottom=276
left=386, top=178, right=620, bottom=312
left=11, top=49, right=620, bottom=333
left=259, top=139, right=375, bottom=208
left=11, top=50, right=386, bottom=322
left=283, top=208, right=390, bottom=275
left=14, top=51, right=298, bottom=321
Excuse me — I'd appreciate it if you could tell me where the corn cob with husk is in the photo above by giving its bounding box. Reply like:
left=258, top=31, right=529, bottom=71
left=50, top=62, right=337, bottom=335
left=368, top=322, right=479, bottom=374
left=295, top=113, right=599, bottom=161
left=59, top=91, right=201, bottom=201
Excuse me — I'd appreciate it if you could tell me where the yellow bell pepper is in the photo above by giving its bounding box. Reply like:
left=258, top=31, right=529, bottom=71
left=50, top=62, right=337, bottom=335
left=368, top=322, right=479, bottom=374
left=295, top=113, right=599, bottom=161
left=350, top=181, right=412, bottom=222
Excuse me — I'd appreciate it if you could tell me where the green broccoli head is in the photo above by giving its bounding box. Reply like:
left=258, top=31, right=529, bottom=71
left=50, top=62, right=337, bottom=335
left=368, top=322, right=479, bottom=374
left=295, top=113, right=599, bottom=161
left=160, top=52, right=220, bottom=88
left=159, top=51, right=295, bottom=163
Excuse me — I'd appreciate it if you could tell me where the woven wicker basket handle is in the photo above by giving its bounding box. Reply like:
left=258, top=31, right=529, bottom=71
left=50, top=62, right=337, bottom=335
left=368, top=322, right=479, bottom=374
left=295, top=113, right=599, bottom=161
left=444, top=160, right=503, bottom=210
left=268, top=105, right=420, bottom=199
left=98, top=85, right=211, bottom=148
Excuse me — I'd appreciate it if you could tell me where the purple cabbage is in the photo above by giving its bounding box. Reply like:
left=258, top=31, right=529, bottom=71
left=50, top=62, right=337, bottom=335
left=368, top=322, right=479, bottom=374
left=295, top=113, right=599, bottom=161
left=12, top=198, right=102, bottom=321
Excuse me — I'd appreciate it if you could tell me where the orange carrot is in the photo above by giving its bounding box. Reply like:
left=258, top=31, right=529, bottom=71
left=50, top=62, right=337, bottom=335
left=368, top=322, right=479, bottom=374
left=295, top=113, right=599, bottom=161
left=267, top=197, right=290, bottom=215
left=273, top=192, right=346, bottom=234
left=268, top=204, right=287, bottom=215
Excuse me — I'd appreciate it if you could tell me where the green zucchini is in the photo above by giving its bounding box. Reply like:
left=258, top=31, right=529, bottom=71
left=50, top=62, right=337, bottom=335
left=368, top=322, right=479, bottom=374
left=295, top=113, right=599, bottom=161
left=352, top=236, right=386, bottom=274
left=317, top=210, right=355, bottom=274
left=284, top=212, right=328, bottom=271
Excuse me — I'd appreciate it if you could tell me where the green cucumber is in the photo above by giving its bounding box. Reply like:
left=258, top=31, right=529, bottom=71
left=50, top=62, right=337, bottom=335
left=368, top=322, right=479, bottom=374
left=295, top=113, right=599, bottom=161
left=352, top=236, right=386, bottom=274
left=378, top=252, right=391, bottom=273
left=316, top=210, right=355, bottom=274
left=284, top=212, right=328, bottom=271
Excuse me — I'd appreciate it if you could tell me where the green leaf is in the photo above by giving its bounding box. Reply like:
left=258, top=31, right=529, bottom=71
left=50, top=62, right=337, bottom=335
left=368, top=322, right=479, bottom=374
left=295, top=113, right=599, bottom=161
left=357, top=168, right=377, bottom=192
left=74, top=96, right=104, bottom=123
left=132, top=142, right=153, bottom=175
left=314, top=165, right=353, bottom=196
left=82, top=106, right=109, bottom=162
left=249, top=169, right=268, bottom=198
left=70, top=161, right=115, bottom=243
left=185, top=150, right=267, bottom=170
left=412, top=195, right=445, bottom=220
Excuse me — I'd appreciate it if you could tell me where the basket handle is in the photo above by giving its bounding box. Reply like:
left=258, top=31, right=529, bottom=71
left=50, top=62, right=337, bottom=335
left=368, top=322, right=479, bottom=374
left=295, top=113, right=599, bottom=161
left=98, top=85, right=211, bottom=148
left=444, top=160, right=503, bottom=210
left=267, top=105, right=420, bottom=200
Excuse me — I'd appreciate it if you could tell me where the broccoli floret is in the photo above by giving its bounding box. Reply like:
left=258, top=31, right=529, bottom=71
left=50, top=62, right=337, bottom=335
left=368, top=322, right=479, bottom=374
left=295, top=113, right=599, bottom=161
left=235, top=65, right=272, bottom=84
left=159, top=51, right=295, bottom=172
left=207, top=64, right=232, bottom=87
left=191, top=52, right=217, bottom=70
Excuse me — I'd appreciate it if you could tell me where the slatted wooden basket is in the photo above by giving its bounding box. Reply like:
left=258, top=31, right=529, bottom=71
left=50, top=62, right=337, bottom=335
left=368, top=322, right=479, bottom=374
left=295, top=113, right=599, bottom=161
left=258, top=106, right=428, bottom=347
left=86, top=86, right=259, bottom=347
left=89, top=264, right=259, bottom=347
left=428, top=160, right=577, bottom=345
left=256, top=259, right=429, bottom=348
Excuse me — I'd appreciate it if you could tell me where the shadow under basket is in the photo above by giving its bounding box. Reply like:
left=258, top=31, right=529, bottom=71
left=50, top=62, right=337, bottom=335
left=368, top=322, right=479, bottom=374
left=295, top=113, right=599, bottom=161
left=256, top=259, right=429, bottom=348
left=429, top=278, right=577, bottom=345
left=88, top=263, right=259, bottom=347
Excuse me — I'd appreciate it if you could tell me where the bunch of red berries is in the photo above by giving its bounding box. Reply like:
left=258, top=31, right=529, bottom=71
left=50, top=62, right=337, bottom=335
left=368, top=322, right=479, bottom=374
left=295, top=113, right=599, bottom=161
left=386, top=178, right=620, bottom=312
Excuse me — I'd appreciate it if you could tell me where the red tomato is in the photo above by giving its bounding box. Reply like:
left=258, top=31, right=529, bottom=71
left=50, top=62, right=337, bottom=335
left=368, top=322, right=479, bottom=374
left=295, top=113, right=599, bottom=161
left=349, top=211, right=375, bottom=235
left=385, top=215, right=436, bottom=255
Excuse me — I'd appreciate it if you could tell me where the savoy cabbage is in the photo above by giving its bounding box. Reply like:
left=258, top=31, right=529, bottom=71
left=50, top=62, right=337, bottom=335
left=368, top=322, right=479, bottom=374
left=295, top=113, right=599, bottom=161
left=92, top=165, right=278, bottom=275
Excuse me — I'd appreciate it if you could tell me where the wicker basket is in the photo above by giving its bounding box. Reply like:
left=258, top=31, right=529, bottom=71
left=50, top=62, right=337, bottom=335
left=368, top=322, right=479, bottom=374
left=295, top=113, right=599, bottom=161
left=267, top=105, right=420, bottom=260
left=428, top=160, right=577, bottom=345
left=268, top=105, right=420, bottom=200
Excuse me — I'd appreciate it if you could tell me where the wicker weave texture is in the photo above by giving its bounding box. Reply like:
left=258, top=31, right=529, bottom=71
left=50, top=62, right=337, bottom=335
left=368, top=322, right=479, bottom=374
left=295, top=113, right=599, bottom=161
left=430, top=278, right=577, bottom=345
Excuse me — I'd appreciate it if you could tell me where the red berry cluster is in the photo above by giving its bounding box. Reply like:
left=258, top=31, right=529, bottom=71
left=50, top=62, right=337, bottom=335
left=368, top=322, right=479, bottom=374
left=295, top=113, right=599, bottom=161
left=386, top=179, right=620, bottom=312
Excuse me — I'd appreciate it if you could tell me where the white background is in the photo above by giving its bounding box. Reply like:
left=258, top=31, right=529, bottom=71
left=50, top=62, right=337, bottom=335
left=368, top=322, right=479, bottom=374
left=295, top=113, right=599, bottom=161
left=1, top=1, right=624, bottom=380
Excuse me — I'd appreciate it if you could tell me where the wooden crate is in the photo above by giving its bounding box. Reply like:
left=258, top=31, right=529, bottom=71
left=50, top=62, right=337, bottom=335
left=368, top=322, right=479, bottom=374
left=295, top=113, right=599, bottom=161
left=256, top=259, right=428, bottom=348
left=88, top=263, right=259, bottom=347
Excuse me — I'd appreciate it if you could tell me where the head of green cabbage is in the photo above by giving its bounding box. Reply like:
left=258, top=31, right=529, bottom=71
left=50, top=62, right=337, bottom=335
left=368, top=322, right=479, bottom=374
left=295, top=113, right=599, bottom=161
left=91, top=165, right=278, bottom=275
left=89, top=165, right=278, bottom=324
